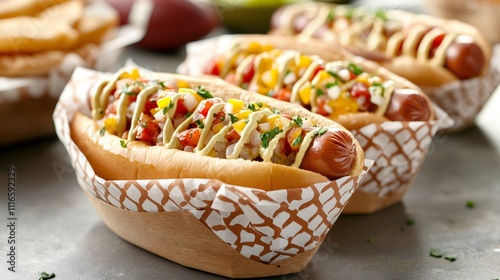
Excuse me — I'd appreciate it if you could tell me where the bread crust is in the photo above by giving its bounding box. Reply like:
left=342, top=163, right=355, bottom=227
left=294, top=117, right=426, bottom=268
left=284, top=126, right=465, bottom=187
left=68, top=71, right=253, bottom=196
left=70, top=73, right=365, bottom=190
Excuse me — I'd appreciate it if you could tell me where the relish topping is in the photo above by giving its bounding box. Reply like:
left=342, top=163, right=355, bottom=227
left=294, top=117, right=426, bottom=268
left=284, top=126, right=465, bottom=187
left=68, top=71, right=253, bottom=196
left=206, top=42, right=395, bottom=119
left=92, top=69, right=331, bottom=167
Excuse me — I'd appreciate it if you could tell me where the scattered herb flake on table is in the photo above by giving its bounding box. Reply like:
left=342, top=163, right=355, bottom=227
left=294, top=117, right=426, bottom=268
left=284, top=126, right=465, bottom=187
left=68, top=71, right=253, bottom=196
left=39, top=272, right=56, bottom=280
left=466, top=200, right=475, bottom=208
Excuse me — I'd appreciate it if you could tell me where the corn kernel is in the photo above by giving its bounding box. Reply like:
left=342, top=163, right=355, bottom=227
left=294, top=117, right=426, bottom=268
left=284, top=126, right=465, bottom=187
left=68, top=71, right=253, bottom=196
left=212, top=123, right=224, bottom=134
left=328, top=92, right=359, bottom=118
left=177, top=80, right=190, bottom=89
left=261, top=44, right=274, bottom=52
left=247, top=41, right=262, bottom=53
left=104, top=117, right=118, bottom=134
left=298, top=82, right=312, bottom=105
left=236, top=109, right=252, bottom=120
left=156, top=96, right=171, bottom=109
left=261, top=69, right=278, bottom=88
left=227, top=98, right=246, bottom=113
left=318, top=70, right=330, bottom=80
left=150, top=107, right=161, bottom=116
left=298, top=55, right=312, bottom=69
left=233, top=120, right=247, bottom=134
left=267, top=115, right=282, bottom=129
left=119, top=68, right=140, bottom=80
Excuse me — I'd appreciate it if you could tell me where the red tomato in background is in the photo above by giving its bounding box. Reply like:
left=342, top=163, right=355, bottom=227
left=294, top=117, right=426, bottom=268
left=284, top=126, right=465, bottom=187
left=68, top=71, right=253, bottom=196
left=105, top=0, right=220, bottom=51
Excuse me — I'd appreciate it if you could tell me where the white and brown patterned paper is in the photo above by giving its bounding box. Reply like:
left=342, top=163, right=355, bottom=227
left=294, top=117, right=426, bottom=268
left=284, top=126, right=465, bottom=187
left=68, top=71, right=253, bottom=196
left=422, top=45, right=500, bottom=133
left=53, top=67, right=371, bottom=264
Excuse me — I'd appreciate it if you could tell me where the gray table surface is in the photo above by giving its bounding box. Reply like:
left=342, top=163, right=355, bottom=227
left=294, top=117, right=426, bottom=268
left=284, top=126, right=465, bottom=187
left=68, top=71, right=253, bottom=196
left=2, top=1, right=500, bottom=280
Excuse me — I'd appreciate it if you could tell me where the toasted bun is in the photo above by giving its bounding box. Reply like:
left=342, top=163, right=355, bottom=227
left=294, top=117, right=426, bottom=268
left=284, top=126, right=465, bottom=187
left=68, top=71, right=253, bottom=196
left=0, top=0, right=71, bottom=19
left=70, top=73, right=365, bottom=190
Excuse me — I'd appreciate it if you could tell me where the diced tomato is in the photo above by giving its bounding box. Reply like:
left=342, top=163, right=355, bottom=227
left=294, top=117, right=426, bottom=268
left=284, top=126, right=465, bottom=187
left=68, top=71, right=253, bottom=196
left=174, top=99, right=188, bottom=116
left=212, top=111, right=226, bottom=125
left=273, top=88, right=291, bottom=101
left=178, top=128, right=201, bottom=147
left=311, top=66, right=325, bottom=80
left=198, top=100, right=215, bottom=117
left=204, top=56, right=221, bottom=76
left=350, top=82, right=371, bottom=111
left=136, top=120, right=160, bottom=146
left=241, top=57, right=255, bottom=83
left=225, top=129, right=240, bottom=144
left=429, top=33, right=445, bottom=58
left=143, top=98, right=158, bottom=116
left=315, top=99, right=330, bottom=116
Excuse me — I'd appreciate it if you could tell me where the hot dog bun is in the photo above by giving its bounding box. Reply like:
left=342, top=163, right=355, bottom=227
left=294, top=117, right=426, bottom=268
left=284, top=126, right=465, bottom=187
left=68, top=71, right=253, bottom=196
left=192, top=34, right=434, bottom=131
left=70, top=70, right=365, bottom=191
left=269, top=2, right=492, bottom=87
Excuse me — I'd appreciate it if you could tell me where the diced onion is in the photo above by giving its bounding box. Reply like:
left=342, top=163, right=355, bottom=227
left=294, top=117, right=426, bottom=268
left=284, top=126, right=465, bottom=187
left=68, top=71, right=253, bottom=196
left=226, top=143, right=236, bottom=157
left=338, top=69, right=351, bottom=81
left=249, top=130, right=261, bottom=147
left=258, top=122, right=271, bottom=132
left=327, top=85, right=341, bottom=100
left=183, top=93, right=198, bottom=111
left=301, top=119, right=313, bottom=129
left=283, top=72, right=297, bottom=85
left=224, top=103, right=234, bottom=114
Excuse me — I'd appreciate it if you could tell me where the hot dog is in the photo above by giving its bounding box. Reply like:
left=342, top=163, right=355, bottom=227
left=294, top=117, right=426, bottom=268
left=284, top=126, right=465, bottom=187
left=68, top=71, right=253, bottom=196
left=70, top=68, right=365, bottom=191
left=201, top=35, right=434, bottom=130
left=269, top=2, right=491, bottom=87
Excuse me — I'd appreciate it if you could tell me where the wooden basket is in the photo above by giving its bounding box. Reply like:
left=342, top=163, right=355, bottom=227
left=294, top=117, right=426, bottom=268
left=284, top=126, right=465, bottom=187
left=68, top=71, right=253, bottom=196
left=85, top=192, right=319, bottom=278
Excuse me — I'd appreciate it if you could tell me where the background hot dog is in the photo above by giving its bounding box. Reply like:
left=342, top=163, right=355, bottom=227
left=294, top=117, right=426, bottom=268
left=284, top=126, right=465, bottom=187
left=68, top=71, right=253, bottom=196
left=269, top=2, right=491, bottom=87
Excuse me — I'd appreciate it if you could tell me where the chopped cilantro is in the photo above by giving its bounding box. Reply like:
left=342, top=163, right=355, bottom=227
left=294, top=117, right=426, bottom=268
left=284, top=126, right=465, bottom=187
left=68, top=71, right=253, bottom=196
left=430, top=248, right=444, bottom=258
left=261, top=127, right=283, bottom=148
left=195, top=119, right=204, bottom=129
left=162, top=100, right=175, bottom=114
left=444, top=256, right=457, bottom=262
left=196, top=86, right=213, bottom=99
left=316, top=88, right=325, bottom=97
left=247, top=102, right=264, bottom=111
left=292, top=115, right=303, bottom=126
left=326, top=9, right=335, bottom=22
left=313, top=127, right=328, bottom=137
left=326, top=82, right=338, bottom=88
left=39, top=272, right=56, bottom=280
left=406, top=219, right=415, bottom=226
left=375, top=9, right=388, bottom=21
left=348, top=63, right=363, bottom=75
left=228, top=113, right=238, bottom=123
left=271, top=108, right=281, bottom=114
left=466, top=200, right=475, bottom=208
left=327, top=70, right=342, bottom=81
left=138, top=119, right=147, bottom=128
left=120, top=140, right=128, bottom=148
left=100, top=126, right=106, bottom=137
left=292, top=134, right=303, bottom=147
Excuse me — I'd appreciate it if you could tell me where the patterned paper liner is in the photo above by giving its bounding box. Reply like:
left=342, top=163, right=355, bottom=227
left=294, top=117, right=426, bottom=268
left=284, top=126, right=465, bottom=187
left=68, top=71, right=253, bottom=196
left=343, top=108, right=450, bottom=213
left=178, top=35, right=454, bottom=214
left=421, top=44, right=500, bottom=133
left=53, top=67, right=371, bottom=264
left=1, top=0, right=151, bottom=145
